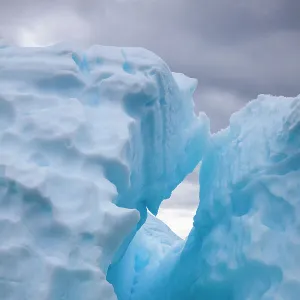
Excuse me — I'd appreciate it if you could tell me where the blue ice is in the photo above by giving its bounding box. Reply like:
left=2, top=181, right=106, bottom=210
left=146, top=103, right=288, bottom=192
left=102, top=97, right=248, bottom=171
left=0, top=42, right=299, bottom=300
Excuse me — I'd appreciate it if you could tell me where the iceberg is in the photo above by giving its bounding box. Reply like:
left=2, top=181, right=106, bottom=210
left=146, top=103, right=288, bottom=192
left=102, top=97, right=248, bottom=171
left=110, top=95, right=300, bottom=300
left=0, top=43, right=299, bottom=300
left=0, top=44, right=207, bottom=299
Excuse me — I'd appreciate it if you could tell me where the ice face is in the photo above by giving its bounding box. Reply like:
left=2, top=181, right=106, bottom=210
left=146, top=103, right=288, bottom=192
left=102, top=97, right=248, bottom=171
left=187, top=95, right=300, bottom=300
left=115, top=95, right=300, bottom=300
left=0, top=44, right=208, bottom=299
left=1, top=42, right=299, bottom=300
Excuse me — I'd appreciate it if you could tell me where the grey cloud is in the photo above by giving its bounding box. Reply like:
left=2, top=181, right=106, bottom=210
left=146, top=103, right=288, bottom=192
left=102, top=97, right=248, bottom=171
left=185, top=0, right=300, bottom=43
left=76, top=0, right=300, bottom=125
left=157, top=207, right=196, bottom=237
left=161, top=180, right=199, bottom=210
left=0, top=0, right=299, bottom=131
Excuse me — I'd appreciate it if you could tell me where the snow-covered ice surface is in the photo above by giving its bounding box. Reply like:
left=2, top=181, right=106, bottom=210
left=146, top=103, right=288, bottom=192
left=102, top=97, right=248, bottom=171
left=0, top=44, right=208, bottom=299
left=0, top=43, right=299, bottom=300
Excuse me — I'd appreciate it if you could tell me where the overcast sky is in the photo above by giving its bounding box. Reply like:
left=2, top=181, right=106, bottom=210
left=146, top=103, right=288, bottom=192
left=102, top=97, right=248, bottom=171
left=1, top=0, right=299, bottom=237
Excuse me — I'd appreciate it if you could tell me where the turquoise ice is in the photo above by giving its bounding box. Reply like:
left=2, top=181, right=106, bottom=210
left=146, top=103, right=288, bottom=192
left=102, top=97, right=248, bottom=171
left=112, top=94, right=300, bottom=300
left=0, top=43, right=299, bottom=300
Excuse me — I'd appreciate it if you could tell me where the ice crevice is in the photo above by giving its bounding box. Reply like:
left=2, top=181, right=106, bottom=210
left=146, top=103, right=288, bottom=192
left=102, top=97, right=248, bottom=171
left=0, top=43, right=299, bottom=300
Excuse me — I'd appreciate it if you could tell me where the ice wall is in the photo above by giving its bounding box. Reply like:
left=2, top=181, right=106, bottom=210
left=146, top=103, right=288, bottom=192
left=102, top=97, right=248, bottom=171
left=0, top=44, right=208, bottom=299
left=1, top=42, right=299, bottom=300
left=119, top=94, right=300, bottom=300
left=188, top=95, right=300, bottom=300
